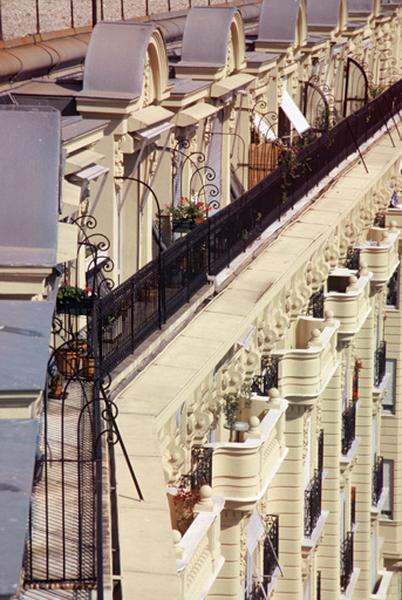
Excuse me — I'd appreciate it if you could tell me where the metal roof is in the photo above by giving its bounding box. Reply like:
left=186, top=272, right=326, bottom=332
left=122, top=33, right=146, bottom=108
left=258, top=0, right=302, bottom=43
left=82, top=21, right=155, bottom=98
left=179, top=7, right=238, bottom=68
left=307, top=0, right=340, bottom=26
left=0, top=301, right=54, bottom=393
left=348, top=0, right=375, bottom=10
left=0, top=419, right=39, bottom=599
left=0, top=106, right=61, bottom=268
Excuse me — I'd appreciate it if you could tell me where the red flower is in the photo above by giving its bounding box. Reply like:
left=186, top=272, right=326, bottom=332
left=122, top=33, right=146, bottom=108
left=196, top=201, right=205, bottom=208
left=84, top=287, right=93, bottom=297
left=194, top=217, right=204, bottom=224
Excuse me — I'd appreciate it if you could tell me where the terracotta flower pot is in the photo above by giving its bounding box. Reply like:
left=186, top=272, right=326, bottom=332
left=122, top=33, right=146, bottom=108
left=55, top=349, right=78, bottom=377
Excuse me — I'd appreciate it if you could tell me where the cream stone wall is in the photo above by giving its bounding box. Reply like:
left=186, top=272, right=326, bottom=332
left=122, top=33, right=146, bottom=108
left=111, top=121, right=402, bottom=599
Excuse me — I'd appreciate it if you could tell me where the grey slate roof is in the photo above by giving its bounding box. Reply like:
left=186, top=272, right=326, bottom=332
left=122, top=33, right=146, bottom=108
left=257, top=0, right=302, bottom=43
left=0, top=419, right=39, bottom=599
left=179, top=7, right=237, bottom=68
left=0, top=106, right=60, bottom=268
left=307, top=0, right=340, bottom=26
left=61, top=115, right=108, bottom=143
left=82, top=22, right=155, bottom=98
left=0, top=301, right=54, bottom=393
left=348, top=0, right=374, bottom=10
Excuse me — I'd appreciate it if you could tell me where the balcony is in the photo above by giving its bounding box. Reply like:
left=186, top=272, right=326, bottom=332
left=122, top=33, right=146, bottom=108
left=356, top=226, right=399, bottom=288
left=342, top=402, right=357, bottom=456
left=374, top=342, right=386, bottom=388
left=206, top=392, right=288, bottom=509
left=340, top=531, right=354, bottom=593
left=173, top=487, right=225, bottom=600
left=325, top=268, right=372, bottom=340
left=372, top=456, right=384, bottom=507
left=304, top=470, right=322, bottom=538
left=273, top=316, right=339, bottom=403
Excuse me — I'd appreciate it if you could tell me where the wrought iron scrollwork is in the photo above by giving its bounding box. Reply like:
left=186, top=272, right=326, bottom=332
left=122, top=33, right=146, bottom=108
left=303, top=77, right=339, bottom=132
left=163, top=141, right=221, bottom=215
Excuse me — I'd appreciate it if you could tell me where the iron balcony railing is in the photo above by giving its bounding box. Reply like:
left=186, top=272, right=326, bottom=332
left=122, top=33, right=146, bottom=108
left=344, top=247, right=361, bottom=271
left=318, top=429, right=324, bottom=474
left=307, top=287, right=325, bottom=319
left=93, top=80, right=402, bottom=376
left=251, top=357, right=279, bottom=396
left=387, top=269, right=399, bottom=307
left=262, top=515, right=279, bottom=591
left=246, top=515, right=279, bottom=600
left=372, top=456, right=384, bottom=506
left=190, top=446, right=213, bottom=490
left=340, top=531, right=354, bottom=592
left=317, top=570, right=322, bottom=600
left=374, top=341, right=386, bottom=387
left=342, top=402, right=357, bottom=455
left=304, top=469, right=322, bottom=537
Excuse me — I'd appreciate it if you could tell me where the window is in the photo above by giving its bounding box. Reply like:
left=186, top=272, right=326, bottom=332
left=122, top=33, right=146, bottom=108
left=351, top=487, right=356, bottom=528
left=382, top=459, right=394, bottom=519
left=386, top=268, right=399, bottom=307
left=382, top=359, right=396, bottom=413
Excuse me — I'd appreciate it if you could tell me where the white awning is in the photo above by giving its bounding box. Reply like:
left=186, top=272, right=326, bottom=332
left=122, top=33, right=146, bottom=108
left=252, top=112, right=277, bottom=141
left=280, top=90, right=310, bottom=135
left=247, top=510, right=265, bottom=554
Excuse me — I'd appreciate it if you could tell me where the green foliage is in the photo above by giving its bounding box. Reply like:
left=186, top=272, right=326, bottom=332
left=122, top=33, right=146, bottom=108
left=164, top=197, right=207, bottom=223
left=57, top=284, right=87, bottom=304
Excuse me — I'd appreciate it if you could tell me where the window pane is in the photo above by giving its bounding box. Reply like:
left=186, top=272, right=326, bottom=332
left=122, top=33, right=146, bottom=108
left=382, top=459, right=393, bottom=518
left=383, top=360, right=396, bottom=412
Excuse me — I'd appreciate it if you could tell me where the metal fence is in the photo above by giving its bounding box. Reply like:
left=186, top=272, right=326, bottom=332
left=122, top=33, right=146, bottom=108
left=95, top=80, right=402, bottom=376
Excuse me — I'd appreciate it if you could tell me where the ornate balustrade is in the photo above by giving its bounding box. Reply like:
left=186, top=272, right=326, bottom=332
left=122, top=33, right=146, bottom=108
left=273, top=316, right=339, bottom=403
left=357, top=226, right=399, bottom=287
left=206, top=394, right=288, bottom=509
left=175, top=491, right=225, bottom=599
left=325, top=268, right=371, bottom=340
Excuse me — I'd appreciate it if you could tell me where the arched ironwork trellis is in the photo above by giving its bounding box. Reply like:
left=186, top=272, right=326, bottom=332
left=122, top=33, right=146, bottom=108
left=23, top=217, right=142, bottom=600
left=159, top=139, right=221, bottom=215
left=249, top=99, right=281, bottom=187
left=343, top=57, right=369, bottom=117
left=302, top=79, right=338, bottom=132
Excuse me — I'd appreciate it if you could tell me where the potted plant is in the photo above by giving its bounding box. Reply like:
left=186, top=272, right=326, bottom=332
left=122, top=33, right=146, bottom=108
left=223, top=392, right=240, bottom=439
left=172, top=480, right=200, bottom=535
left=164, top=196, right=207, bottom=233
left=48, top=374, right=64, bottom=399
left=55, top=347, right=78, bottom=377
left=81, top=355, right=96, bottom=381
left=57, top=284, right=93, bottom=315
